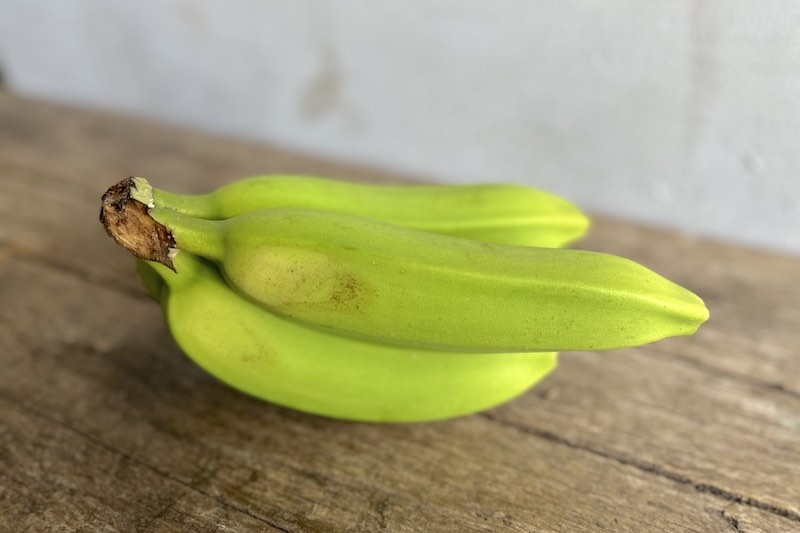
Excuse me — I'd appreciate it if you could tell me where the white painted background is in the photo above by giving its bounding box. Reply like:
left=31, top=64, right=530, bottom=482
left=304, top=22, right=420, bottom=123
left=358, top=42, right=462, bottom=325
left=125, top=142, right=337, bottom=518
left=1, top=1, right=798, bottom=253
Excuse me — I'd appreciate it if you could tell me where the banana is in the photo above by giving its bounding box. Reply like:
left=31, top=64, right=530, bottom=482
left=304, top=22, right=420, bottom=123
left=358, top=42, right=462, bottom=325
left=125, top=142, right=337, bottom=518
left=136, top=258, right=165, bottom=301
left=146, top=206, right=709, bottom=353
left=141, top=253, right=557, bottom=422
left=129, top=175, right=589, bottom=247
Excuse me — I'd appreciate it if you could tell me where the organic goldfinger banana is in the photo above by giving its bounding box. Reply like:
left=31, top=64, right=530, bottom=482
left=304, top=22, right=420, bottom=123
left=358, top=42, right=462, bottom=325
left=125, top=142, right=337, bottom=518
left=141, top=206, right=708, bottom=353
left=141, top=253, right=557, bottom=422
left=130, top=175, right=589, bottom=247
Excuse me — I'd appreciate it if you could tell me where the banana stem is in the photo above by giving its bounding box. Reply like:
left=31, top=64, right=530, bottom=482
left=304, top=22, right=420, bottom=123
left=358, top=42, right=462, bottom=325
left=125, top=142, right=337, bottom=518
left=152, top=188, right=215, bottom=218
left=100, top=177, right=177, bottom=269
left=99, top=177, right=223, bottom=270
left=129, top=176, right=216, bottom=218
left=149, top=207, right=226, bottom=263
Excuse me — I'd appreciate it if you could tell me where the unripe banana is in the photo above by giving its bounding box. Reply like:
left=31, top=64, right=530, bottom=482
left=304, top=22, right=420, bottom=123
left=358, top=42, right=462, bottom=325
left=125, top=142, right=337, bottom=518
left=136, top=258, right=165, bottom=301
left=148, top=207, right=709, bottom=353
left=141, top=253, right=557, bottom=422
left=130, top=175, right=589, bottom=247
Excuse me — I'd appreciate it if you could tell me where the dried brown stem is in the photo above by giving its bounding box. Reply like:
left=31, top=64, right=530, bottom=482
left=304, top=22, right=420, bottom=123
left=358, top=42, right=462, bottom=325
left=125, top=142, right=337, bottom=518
left=99, top=177, right=175, bottom=270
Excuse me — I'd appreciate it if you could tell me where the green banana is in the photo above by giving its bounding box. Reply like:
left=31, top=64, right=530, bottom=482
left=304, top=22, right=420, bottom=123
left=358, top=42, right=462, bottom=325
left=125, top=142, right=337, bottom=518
left=141, top=253, right=557, bottom=422
left=136, top=258, right=165, bottom=301
left=130, top=175, right=589, bottom=247
left=100, top=176, right=709, bottom=421
left=148, top=207, right=709, bottom=353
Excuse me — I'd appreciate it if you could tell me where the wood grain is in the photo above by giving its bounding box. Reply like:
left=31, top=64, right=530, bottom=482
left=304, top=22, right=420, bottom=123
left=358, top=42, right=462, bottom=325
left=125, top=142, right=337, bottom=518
left=1, top=91, right=798, bottom=532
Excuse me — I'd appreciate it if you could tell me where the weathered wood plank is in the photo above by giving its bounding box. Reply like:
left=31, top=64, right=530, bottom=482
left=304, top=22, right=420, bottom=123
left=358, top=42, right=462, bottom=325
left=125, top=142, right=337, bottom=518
left=0, top=394, right=287, bottom=533
left=2, top=89, right=800, bottom=531
left=0, top=261, right=792, bottom=533
left=2, top=191, right=799, bottom=530
left=487, top=351, right=800, bottom=516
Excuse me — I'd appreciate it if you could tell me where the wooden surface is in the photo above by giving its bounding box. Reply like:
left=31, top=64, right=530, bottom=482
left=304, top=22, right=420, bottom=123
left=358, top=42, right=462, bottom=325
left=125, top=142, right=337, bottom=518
left=1, top=91, right=799, bottom=533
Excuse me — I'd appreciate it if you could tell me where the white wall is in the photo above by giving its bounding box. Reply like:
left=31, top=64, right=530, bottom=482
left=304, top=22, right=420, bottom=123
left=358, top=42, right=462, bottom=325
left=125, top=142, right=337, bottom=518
left=2, top=1, right=799, bottom=253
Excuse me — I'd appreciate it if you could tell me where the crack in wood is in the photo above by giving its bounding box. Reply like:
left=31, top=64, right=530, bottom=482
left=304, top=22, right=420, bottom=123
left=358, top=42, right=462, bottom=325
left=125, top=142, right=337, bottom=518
left=136, top=498, right=178, bottom=532
left=0, top=390, right=293, bottom=533
left=649, top=349, right=800, bottom=400
left=481, top=413, right=800, bottom=524
left=718, top=508, right=745, bottom=533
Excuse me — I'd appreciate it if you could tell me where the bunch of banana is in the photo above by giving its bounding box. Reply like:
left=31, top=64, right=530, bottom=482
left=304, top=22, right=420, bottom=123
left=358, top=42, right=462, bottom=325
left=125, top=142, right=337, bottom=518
left=137, top=253, right=557, bottom=422
left=100, top=175, right=708, bottom=422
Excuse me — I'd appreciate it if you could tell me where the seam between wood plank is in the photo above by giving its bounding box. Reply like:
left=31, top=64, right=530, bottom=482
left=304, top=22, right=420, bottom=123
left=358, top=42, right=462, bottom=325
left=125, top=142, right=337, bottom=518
left=0, top=389, right=293, bottom=533
left=646, top=349, right=800, bottom=399
left=480, top=413, right=800, bottom=524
